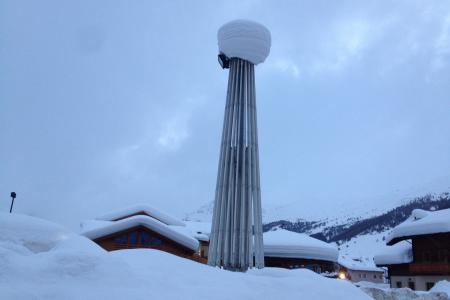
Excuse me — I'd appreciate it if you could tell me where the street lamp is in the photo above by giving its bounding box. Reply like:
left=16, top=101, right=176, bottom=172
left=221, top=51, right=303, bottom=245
left=10, top=192, right=16, bottom=213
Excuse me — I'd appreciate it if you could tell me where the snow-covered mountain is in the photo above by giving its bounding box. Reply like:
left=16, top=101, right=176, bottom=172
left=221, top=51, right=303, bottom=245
left=184, top=189, right=450, bottom=260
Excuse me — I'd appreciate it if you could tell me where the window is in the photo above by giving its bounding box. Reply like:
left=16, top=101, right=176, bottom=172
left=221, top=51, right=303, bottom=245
left=141, top=231, right=151, bottom=245
left=396, top=281, right=402, bottom=288
left=408, top=281, right=415, bottom=290
left=363, top=274, right=366, bottom=278
left=129, top=231, right=138, bottom=244
left=426, top=282, right=435, bottom=291
left=373, top=274, right=377, bottom=279
left=150, top=237, right=162, bottom=246
left=114, top=235, right=128, bottom=244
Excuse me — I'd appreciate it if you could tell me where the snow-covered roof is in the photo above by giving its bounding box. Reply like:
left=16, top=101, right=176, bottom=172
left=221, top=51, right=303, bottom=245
left=95, top=204, right=186, bottom=227
left=263, top=229, right=339, bottom=262
left=82, top=215, right=199, bottom=251
left=338, top=256, right=384, bottom=272
left=374, top=242, right=413, bottom=266
left=184, top=221, right=211, bottom=242
left=386, top=208, right=450, bottom=245
left=218, top=19, right=271, bottom=65
left=80, top=220, right=113, bottom=232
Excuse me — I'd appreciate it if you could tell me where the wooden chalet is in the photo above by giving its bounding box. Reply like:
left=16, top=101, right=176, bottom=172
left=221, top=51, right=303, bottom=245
left=375, top=208, right=450, bottom=291
left=81, top=205, right=205, bottom=263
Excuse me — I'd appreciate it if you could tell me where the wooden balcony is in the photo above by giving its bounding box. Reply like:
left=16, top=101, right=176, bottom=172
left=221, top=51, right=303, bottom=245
left=409, top=263, right=450, bottom=275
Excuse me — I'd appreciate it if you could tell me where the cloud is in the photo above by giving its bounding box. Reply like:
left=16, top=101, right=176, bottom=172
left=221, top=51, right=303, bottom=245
left=269, top=58, right=301, bottom=79
left=156, top=97, right=203, bottom=151
left=311, top=18, right=374, bottom=74
left=431, top=14, right=450, bottom=71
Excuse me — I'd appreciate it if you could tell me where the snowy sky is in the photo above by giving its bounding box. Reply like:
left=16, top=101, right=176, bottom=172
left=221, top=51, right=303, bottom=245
left=1, top=0, right=450, bottom=228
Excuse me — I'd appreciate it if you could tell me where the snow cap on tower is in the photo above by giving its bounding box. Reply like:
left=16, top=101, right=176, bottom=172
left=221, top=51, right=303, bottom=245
left=218, top=19, right=271, bottom=65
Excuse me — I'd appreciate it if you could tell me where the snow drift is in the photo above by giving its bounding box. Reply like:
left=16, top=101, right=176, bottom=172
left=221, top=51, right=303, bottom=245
left=0, top=212, right=373, bottom=300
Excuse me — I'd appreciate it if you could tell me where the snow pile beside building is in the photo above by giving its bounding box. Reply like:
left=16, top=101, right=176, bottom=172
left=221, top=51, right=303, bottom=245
left=264, top=229, right=338, bottom=262
left=386, top=208, right=450, bottom=245
left=0, top=212, right=372, bottom=300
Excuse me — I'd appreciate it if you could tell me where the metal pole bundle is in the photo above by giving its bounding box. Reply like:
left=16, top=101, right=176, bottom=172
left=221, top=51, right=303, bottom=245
left=208, top=58, right=264, bottom=271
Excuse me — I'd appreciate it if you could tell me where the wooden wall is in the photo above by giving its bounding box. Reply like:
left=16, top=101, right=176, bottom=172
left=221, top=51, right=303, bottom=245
left=264, top=256, right=336, bottom=273
left=94, top=225, right=206, bottom=263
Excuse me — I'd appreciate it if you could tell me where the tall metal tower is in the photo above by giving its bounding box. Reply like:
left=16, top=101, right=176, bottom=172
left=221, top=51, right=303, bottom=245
left=208, top=20, right=271, bottom=271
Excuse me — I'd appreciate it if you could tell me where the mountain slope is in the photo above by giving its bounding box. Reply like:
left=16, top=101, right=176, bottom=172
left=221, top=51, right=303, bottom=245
left=263, top=192, right=450, bottom=244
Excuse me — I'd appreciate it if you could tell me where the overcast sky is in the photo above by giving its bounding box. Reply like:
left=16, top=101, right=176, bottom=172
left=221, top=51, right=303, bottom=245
left=1, top=0, right=450, bottom=228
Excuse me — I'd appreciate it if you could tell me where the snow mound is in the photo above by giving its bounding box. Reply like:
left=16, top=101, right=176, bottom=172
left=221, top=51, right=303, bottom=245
left=0, top=212, right=98, bottom=255
left=0, top=213, right=372, bottom=300
left=218, top=19, right=271, bottom=65
left=360, top=287, right=449, bottom=300
left=264, top=229, right=338, bottom=262
left=431, top=281, right=450, bottom=297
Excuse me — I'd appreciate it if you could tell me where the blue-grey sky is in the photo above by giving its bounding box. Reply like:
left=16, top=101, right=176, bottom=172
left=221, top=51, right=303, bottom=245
left=1, top=0, right=450, bottom=228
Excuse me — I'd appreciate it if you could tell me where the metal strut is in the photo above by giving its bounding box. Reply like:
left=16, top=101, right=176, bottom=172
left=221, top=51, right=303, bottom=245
left=208, top=58, right=264, bottom=271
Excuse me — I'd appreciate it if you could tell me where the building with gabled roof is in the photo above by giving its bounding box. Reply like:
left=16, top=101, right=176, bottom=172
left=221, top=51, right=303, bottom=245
left=81, top=205, right=204, bottom=263
left=338, top=256, right=384, bottom=283
left=374, top=208, right=450, bottom=291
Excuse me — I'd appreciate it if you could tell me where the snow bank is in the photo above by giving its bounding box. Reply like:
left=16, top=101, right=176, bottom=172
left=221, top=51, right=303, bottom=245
left=431, top=281, right=450, bottom=297
left=218, top=19, right=271, bottom=65
left=374, top=242, right=413, bottom=265
left=0, top=213, right=372, bottom=300
left=82, top=215, right=199, bottom=251
left=264, top=229, right=339, bottom=262
left=96, top=203, right=186, bottom=226
left=386, top=208, right=450, bottom=245
left=360, top=287, right=449, bottom=300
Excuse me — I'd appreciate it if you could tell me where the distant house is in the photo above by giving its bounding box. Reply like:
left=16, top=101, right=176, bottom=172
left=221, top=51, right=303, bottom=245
left=81, top=204, right=204, bottom=263
left=263, top=229, right=339, bottom=275
left=374, top=208, right=450, bottom=291
left=338, top=256, right=384, bottom=283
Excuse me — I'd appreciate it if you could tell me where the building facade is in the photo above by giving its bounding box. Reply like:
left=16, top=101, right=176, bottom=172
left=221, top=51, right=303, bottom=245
left=338, top=257, right=384, bottom=283
left=375, top=209, right=450, bottom=291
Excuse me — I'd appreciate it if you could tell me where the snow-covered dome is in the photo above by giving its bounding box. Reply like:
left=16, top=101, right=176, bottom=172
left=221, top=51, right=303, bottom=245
left=218, top=19, right=271, bottom=65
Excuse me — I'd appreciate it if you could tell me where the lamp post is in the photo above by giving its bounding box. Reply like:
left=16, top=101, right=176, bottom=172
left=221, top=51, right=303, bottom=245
left=208, top=20, right=271, bottom=271
left=10, top=192, right=16, bottom=213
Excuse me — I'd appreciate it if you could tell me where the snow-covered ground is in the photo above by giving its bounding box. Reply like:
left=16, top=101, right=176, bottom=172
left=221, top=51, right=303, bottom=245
left=0, top=212, right=372, bottom=300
